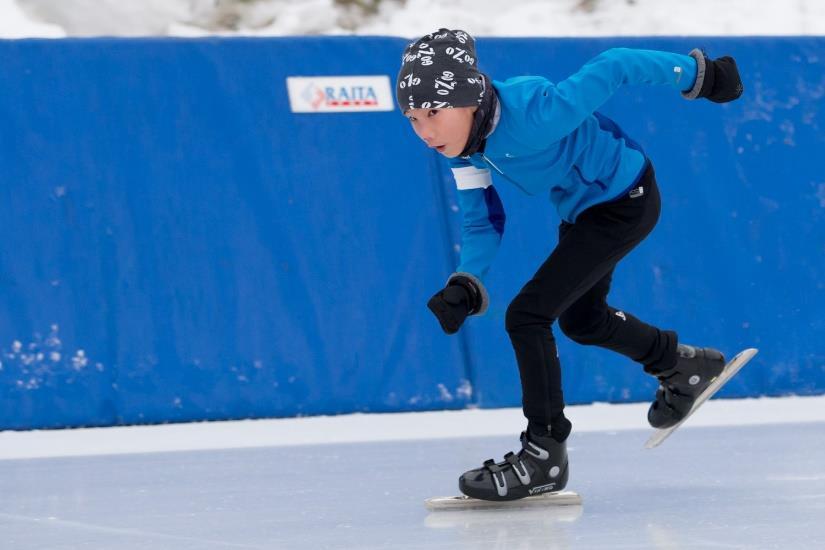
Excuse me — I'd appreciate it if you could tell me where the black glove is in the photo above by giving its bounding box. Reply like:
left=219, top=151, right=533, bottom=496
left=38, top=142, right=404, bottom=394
left=427, top=276, right=482, bottom=335
left=695, top=52, right=744, bottom=103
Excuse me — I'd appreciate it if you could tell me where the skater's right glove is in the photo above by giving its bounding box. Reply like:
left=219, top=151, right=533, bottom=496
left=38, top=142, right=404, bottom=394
left=427, top=274, right=484, bottom=335
left=683, top=49, right=744, bottom=103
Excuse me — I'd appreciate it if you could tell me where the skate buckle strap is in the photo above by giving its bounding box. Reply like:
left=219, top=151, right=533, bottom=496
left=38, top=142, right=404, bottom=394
left=656, top=387, right=690, bottom=420
left=523, top=440, right=550, bottom=461
left=482, top=459, right=508, bottom=497
left=653, top=366, right=679, bottom=382
left=503, top=452, right=531, bottom=486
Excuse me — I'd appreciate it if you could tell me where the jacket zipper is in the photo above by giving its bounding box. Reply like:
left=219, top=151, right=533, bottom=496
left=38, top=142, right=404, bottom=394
left=481, top=154, right=529, bottom=194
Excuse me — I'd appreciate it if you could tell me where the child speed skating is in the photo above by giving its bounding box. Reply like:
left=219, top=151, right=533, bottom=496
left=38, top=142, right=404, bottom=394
left=396, top=29, right=743, bottom=501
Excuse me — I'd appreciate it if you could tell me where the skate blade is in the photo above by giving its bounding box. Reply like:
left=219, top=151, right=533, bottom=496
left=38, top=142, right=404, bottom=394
left=645, top=347, right=758, bottom=449
left=425, top=500, right=583, bottom=528
left=424, top=490, right=582, bottom=511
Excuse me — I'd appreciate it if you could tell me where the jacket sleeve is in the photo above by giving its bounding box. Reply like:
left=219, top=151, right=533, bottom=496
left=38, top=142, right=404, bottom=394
left=529, top=47, right=700, bottom=144
left=447, top=157, right=506, bottom=316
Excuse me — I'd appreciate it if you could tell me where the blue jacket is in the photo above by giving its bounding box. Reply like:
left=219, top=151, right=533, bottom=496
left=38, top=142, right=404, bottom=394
left=448, top=48, right=700, bottom=294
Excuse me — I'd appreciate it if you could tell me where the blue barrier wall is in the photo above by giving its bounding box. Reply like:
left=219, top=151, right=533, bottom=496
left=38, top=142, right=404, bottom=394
left=0, top=36, right=822, bottom=430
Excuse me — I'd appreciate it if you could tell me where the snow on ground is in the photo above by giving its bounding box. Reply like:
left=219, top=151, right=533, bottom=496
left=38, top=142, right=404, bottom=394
left=1, top=394, right=824, bottom=461
left=358, top=0, right=825, bottom=38
left=3, top=0, right=825, bottom=39
left=0, top=0, right=63, bottom=37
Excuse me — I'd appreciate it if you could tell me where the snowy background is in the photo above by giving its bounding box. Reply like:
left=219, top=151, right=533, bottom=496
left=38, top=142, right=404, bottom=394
left=2, top=0, right=825, bottom=39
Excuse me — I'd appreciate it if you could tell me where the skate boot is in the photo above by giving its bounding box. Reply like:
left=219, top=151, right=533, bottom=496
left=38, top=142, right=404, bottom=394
left=458, top=430, right=569, bottom=501
left=648, top=344, right=726, bottom=429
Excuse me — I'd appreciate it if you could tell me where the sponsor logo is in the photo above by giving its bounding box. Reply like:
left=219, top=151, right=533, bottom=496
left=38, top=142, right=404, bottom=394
left=629, top=186, right=645, bottom=199
left=689, top=375, right=701, bottom=385
left=615, top=311, right=627, bottom=321
left=286, top=75, right=394, bottom=113
left=528, top=482, right=557, bottom=495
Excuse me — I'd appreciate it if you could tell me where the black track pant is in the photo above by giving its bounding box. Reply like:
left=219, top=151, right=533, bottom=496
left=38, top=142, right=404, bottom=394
left=504, top=163, right=678, bottom=441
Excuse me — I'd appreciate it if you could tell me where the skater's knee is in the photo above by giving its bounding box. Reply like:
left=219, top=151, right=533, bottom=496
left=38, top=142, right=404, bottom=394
left=558, top=311, right=606, bottom=345
left=505, top=296, right=551, bottom=333
left=504, top=299, right=527, bottom=333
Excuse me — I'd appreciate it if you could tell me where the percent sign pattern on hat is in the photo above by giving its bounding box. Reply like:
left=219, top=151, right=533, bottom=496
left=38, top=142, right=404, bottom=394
left=395, top=28, right=487, bottom=111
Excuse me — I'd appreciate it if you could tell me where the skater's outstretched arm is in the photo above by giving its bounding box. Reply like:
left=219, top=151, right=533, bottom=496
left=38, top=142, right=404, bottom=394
left=526, top=47, right=743, bottom=145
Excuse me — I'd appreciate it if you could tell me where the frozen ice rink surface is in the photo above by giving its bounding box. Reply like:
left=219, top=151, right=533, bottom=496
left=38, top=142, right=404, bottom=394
left=2, top=398, right=825, bottom=549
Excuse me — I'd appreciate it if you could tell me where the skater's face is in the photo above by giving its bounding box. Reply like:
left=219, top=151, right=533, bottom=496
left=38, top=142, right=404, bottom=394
left=404, top=106, right=476, bottom=158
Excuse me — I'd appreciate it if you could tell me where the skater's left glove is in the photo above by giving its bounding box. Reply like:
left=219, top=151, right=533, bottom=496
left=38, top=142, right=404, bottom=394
left=427, top=273, right=488, bottom=335
left=683, top=49, right=744, bottom=103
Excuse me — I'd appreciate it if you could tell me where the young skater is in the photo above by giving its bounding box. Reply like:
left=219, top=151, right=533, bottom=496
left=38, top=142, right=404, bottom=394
left=396, top=29, right=743, bottom=501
